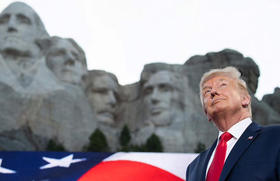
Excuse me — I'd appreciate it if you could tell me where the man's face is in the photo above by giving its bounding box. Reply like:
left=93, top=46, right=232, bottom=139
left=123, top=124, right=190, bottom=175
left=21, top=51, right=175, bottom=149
left=0, top=3, right=40, bottom=57
left=87, top=75, right=118, bottom=124
left=46, top=39, right=87, bottom=84
left=143, top=71, right=180, bottom=126
left=202, top=75, right=245, bottom=121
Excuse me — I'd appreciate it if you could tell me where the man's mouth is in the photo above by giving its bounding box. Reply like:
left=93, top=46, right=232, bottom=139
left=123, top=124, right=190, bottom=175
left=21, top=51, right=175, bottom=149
left=212, top=98, right=224, bottom=105
left=98, top=110, right=115, bottom=119
left=150, top=107, right=165, bottom=115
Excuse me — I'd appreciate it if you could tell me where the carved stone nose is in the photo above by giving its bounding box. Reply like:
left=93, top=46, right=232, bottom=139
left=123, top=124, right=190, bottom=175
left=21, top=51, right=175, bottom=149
left=7, top=16, right=18, bottom=32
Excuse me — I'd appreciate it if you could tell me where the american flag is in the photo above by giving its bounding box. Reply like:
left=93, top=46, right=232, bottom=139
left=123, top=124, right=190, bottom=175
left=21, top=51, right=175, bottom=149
left=0, top=151, right=197, bottom=181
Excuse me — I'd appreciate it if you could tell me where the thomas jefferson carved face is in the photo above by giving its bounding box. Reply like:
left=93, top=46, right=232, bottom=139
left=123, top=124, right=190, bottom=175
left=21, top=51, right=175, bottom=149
left=86, top=73, right=119, bottom=125
left=0, top=2, right=46, bottom=58
left=142, top=71, right=182, bottom=126
left=46, top=38, right=87, bottom=85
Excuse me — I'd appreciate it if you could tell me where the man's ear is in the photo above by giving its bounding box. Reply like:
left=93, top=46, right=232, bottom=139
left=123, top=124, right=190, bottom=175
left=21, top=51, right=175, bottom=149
left=241, top=94, right=251, bottom=108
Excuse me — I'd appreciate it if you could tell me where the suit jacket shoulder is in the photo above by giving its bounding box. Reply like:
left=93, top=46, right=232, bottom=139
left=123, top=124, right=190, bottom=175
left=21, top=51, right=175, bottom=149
left=186, top=122, right=280, bottom=181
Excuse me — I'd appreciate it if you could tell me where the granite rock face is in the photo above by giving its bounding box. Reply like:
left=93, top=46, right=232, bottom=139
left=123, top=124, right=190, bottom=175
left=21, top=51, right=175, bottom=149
left=262, top=87, right=280, bottom=114
left=84, top=70, right=122, bottom=151
left=182, top=49, right=280, bottom=126
left=260, top=87, right=280, bottom=124
left=183, top=49, right=260, bottom=94
left=0, top=2, right=279, bottom=152
left=0, top=2, right=96, bottom=151
left=120, top=63, right=217, bottom=152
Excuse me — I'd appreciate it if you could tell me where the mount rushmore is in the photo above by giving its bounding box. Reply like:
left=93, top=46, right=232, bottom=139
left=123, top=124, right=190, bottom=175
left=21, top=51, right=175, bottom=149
left=0, top=2, right=279, bottom=152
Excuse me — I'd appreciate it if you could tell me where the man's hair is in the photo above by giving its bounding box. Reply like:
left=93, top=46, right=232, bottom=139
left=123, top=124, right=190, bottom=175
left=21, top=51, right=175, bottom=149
left=199, top=66, right=252, bottom=116
left=84, top=70, right=119, bottom=94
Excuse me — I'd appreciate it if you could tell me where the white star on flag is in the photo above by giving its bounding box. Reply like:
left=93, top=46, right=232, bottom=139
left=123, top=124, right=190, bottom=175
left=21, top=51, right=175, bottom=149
left=0, top=159, right=16, bottom=174
left=40, top=154, right=86, bottom=169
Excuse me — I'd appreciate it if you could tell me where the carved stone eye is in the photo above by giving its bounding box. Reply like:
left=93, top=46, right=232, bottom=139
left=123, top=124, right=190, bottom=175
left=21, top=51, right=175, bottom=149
left=92, top=88, right=108, bottom=95
left=71, top=51, right=79, bottom=61
left=143, top=86, right=153, bottom=96
left=17, top=14, right=31, bottom=25
left=159, top=83, right=173, bottom=92
left=50, top=49, right=66, bottom=57
left=0, top=14, right=9, bottom=24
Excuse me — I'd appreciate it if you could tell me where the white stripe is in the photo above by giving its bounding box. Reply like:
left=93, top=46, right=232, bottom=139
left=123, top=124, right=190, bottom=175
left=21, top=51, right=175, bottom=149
left=103, top=152, right=198, bottom=179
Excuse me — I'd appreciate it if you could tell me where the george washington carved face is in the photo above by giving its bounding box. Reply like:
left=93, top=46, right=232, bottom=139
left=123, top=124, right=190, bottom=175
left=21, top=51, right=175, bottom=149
left=0, top=2, right=48, bottom=58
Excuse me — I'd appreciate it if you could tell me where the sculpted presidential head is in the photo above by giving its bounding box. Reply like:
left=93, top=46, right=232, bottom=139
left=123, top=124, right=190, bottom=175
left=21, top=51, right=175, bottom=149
left=85, top=70, right=119, bottom=125
left=142, top=70, right=185, bottom=126
left=42, top=36, right=87, bottom=85
left=0, top=2, right=48, bottom=58
left=200, top=66, right=251, bottom=130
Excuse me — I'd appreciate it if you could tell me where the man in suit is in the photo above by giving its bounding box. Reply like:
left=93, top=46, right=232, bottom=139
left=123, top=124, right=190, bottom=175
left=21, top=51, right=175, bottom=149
left=186, top=66, right=280, bottom=181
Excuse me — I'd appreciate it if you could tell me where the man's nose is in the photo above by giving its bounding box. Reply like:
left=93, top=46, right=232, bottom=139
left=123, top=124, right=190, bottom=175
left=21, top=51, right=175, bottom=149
left=7, top=16, right=17, bottom=33
left=210, top=88, right=218, bottom=98
left=107, top=91, right=117, bottom=107
left=150, top=88, right=160, bottom=104
left=64, top=59, right=75, bottom=66
left=64, top=52, right=75, bottom=66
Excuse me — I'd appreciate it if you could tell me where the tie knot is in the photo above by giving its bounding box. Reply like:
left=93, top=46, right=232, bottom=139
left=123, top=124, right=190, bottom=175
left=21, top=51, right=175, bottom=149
left=220, top=132, right=232, bottom=142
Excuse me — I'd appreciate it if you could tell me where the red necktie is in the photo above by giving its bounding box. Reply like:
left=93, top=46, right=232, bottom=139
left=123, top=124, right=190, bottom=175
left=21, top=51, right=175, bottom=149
left=206, top=132, right=233, bottom=181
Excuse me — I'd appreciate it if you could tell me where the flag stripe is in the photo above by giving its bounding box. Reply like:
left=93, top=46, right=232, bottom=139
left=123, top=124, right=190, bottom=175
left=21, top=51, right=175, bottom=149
left=103, top=152, right=198, bottom=179
left=78, top=160, right=184, bottom=181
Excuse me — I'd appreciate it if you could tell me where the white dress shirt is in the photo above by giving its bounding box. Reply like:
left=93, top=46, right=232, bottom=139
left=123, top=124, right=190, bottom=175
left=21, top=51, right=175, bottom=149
left=205, top=118, right=252, bottom=176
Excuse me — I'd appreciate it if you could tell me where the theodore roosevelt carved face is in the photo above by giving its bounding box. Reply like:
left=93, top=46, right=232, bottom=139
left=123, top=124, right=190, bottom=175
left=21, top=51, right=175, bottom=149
left=85, top=71, right=119, bottom=125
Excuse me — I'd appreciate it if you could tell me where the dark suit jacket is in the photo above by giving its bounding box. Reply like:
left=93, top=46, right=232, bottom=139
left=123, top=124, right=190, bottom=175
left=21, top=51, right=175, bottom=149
left=186, top=122, right=280, bottom=181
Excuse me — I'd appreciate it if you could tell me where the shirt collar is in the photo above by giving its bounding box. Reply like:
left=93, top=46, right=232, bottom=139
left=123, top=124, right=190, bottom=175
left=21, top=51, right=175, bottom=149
left=218, top=117, right=252, bottom=140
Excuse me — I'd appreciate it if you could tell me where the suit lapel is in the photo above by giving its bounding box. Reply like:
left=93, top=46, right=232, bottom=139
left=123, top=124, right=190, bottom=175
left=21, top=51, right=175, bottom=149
left=219, top=122, right=261, bottom=181
left=199, top=139, right=217, bottom=181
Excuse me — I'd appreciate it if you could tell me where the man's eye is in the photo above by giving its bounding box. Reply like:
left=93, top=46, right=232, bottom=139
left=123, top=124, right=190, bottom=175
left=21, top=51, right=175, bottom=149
left=220, top=83, right=227, bottom=87
left=71, top=51, right=79, bottom=60
left=17, top=14, right=31, bottom=25
left=92, top=88, right=108, bottom=94
left=50, top=49, right=65, bottom=57
left=0, top=14, right=9, bottom=24
left=159, top=84, right=172, bottom=92
left=204, top=90, right=211, bottom=95
left=143, top=87, right=153, bottom=95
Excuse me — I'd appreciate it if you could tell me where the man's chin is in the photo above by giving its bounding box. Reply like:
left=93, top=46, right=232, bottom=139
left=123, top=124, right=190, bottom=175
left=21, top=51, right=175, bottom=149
left=59, top=72, right=81, bottom=84
left=207, top=107, right=227, bottom=119
left=150, top=112, right=171, bottom=126
left=97, top=115, right=115, bottom=125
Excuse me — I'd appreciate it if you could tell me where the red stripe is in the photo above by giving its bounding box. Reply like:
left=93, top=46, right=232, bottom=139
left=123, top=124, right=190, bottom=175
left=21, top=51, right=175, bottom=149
left=78, top=160, right=184, bottom=181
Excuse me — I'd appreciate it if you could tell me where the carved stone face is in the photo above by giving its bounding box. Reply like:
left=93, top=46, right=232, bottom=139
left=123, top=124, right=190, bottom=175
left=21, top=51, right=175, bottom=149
left=0, top=2, right=41, bottom=57
left=87, top=74, right=118, bottom=125
left=143, top=71, right=181, bottom=126
left=46, top=39, right=87, bottom=84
